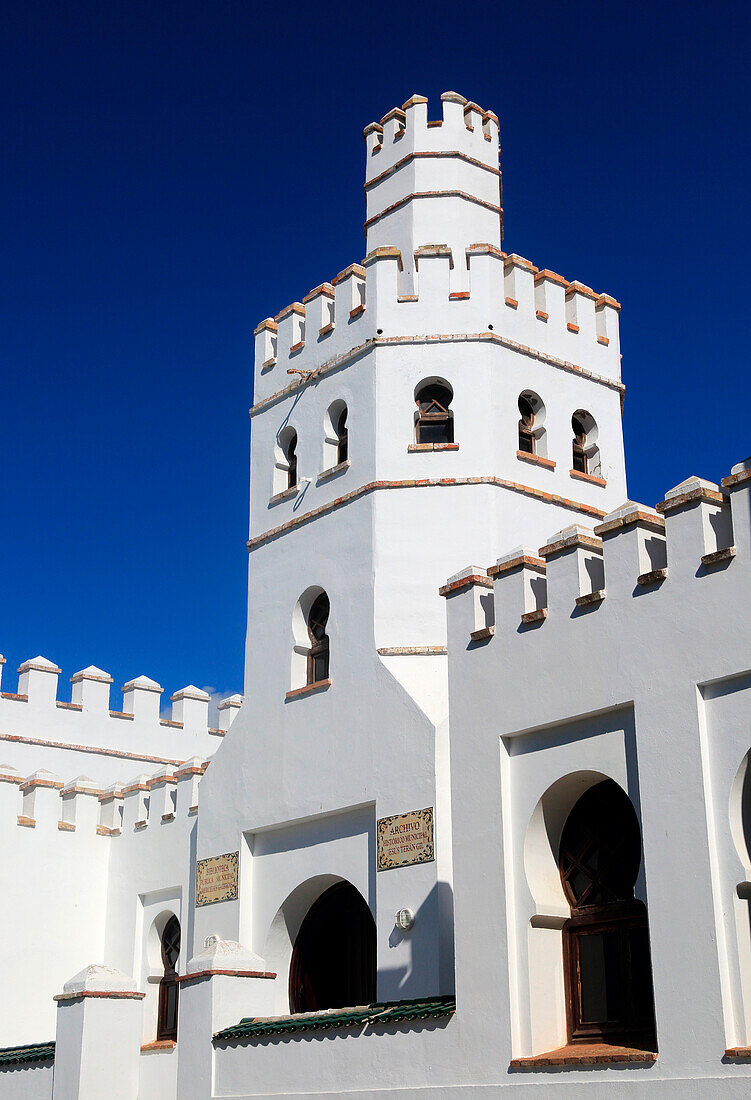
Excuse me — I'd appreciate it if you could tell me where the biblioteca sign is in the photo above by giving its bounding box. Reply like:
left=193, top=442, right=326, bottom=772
left=377, top=807, right=434, bottom=871
left=196, top=851, right=239, bottom=906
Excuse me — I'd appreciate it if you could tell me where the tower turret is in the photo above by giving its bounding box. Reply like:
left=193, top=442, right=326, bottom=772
left=364, top=92, right=502, bottom=292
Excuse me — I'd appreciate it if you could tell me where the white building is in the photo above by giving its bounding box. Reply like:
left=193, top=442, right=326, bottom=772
left=2, top=91, right=751, bottom=1099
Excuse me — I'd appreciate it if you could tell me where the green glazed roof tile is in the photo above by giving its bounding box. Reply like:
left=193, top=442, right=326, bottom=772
left=0, top=1042, right=55, bottom=1067
left=214, top=995, right=455, bottom=1042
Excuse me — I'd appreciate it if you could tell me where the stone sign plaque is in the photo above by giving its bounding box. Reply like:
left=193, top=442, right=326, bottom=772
left=377, top=807, right=434, bottom=871
left=196, top=851, right=239, bottom=906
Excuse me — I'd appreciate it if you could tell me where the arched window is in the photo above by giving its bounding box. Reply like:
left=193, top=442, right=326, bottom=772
left=289, top=882, right=376, bottom=1013
left=323, top=401, right=348, bottom=470
left=518, top=394, right=536, bottom=454
left=274, top=426, right=298, bottom=495
left=307, top=592, right=330, bottom=684
left=571, top=410, right=601, bottom=477
left=558, top=780, right=656, bottom=1048
left=157, top=914, right=180, bottom=1042
left=415, top=379, right=454, bottom=445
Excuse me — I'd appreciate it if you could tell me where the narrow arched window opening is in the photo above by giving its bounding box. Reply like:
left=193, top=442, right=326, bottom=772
left=415, top=380, right=454, bottom=445
left=307, top=592, right=330, bottom=685
left=289, top=882, right=376, bottom=1013
left=518, top=395, right=536, bottom=455
left=285, top=431, right=298, bottom=489
left=571, top=409, right=601, bottom=477
left=558, top=780, right=656, bottom=1049
left=572, top=413, right=588, bottom=474
left=335, top=406, right=348, bottom=464
left=274, top=426, right=299, bottom=496
left=157, top=915, right=180, bottom=1042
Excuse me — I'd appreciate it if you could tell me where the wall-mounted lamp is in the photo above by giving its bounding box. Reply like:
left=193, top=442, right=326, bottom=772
left=395, top=908, right=415, bottom=932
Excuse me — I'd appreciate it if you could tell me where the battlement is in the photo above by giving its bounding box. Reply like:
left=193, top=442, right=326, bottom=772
left=442, top=457, right=751, bottom=632
left=252, top=245, right=622, bottom=409
left=363, top=92, right=500, bottom=181
left=0, top=756, right=209, bottom=837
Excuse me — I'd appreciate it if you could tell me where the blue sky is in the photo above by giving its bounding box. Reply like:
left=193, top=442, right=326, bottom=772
left=2, top=1, right=749, bottom=702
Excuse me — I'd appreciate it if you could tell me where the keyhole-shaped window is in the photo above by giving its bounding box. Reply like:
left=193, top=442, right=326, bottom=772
left=415, top=380, right=454, bottom=445
left=307, top=592, right=330, bottom=685
left=518, top=395, right=536, bottom=455
left=157, top=915, right=181, bottom=1042
left=572, top=413, right=588, bottom=475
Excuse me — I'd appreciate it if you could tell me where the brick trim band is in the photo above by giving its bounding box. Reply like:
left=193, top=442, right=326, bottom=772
left=365, top=150, right=501, bottom=191
left=250, top=333, right=623, bottom=418
left=0, top=732, right=183, bottom=768
left=248, top=478, right=606, bottom=552
left=365, top=189, right=502, bottom=230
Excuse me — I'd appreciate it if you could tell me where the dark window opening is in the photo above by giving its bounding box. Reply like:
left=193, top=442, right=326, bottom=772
left=157, top=915, right=181, bottom=1042
left=335, top=407, right=348, bottom=464
left=518, top=395, right=536, bottom=455
left=572, top=413, right=588, bottom=474
left=559, top=779, right=656, bottom=1050
left=289, top=882, right=376, bottom=1013
left=306, top=592, right=330, bottom=685
left=285, top=430, right=298, bottom=489
left=415, top=382, right=454, bottom=445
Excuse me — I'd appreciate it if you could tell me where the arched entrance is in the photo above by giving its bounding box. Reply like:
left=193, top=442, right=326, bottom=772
left=559, top=779, right=656, bottom=1048
left=289, top=881, right=376, bottom=1013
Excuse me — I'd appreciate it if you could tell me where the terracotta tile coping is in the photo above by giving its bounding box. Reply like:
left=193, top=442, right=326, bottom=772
left=721, top=466, right=751, bottom=490
left=594, top=511, right=664, bottom=536
left=510, top=1042, right=657, bottom=1069
left=54, top=990, right=145, bottom=1003
left=540, top=532, right=602, bottom=559
left=439, top=574, right=494, bottom=597
left=638, top=568, right=668, bottom=587
left=702, top=546, right=736, bottom=568
left=250, top=478, right=606, bottom=553
left=488, top=554, right=546, bottom=577
left=516, top=450, right=555, bottom=470
left=285, top=679, right=331, bottom=702
left=1, top=692, right=28, bottom=702
left=177, top=969, right=277, bottom=985
left=657, top=486, right=726, bottom=512
left=576, top=589, right=606, bottom=607
left=0, top=732, right=183, bottom=767
left=250, top=331, right=623, bottom=419
left=377, top=646, right=448, bottom=656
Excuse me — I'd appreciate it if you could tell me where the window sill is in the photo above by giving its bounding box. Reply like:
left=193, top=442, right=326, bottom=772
left=725, top=1047, right=751, bottom=1060
left=269, top=485, right=300, bottom=506
left=141, top=1040, right=177, bottom=1053
left=407, top=443, right=459, bottom=453
left=570, top=468, right=607, bottom=487
left=516, top=450, right=556, bottom=470
left=285, top=679, right=331, bottom=701
left=510, top=1043, right=657, bottom=1069
left=318, top=460, right=350, bottom=483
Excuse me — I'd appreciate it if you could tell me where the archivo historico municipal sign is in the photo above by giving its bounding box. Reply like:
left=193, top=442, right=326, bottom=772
left=377, top=807, right=434, bottom=871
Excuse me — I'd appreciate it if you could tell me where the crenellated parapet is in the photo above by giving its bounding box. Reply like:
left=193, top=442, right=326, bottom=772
left=0, top=656, right=241, bottom=739
left=252, top=244, right=622, bottom=410
left=442, top=457, right=751, bottom=633
left=0, top=756, right=209, bottom=837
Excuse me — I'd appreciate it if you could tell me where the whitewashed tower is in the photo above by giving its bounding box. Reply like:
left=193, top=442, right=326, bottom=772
left=195, top=93, right=629, bottom=1013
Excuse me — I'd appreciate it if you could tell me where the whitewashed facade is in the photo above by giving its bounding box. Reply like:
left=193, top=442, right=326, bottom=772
left=2, top=91, right=750, bottom=1098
